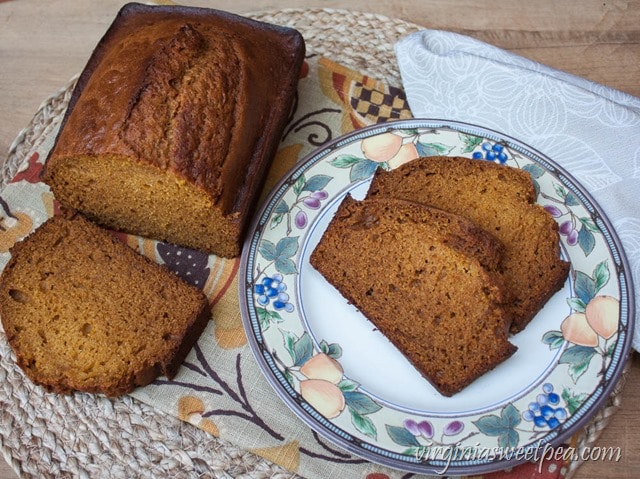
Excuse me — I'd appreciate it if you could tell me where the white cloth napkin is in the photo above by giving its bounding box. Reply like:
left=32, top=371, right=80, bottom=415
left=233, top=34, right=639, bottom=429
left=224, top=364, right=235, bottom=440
left=394, top=30, right=640, bottom=352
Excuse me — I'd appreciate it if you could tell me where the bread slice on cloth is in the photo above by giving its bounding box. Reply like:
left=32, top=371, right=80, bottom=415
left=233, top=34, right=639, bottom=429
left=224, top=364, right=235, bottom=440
left=310, top=195, right=516, bottom=396
left=367, top=156, right=570, bottom=333
left=0, top=212, right=210, bottom=397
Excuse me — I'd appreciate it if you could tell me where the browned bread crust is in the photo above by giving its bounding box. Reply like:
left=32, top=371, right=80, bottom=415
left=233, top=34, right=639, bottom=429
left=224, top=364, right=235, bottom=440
left=368, top=156, right=570, bottom=333
left=310, top=195, right=516, bottom=396
left=0, top=212, right=210, bottom=397
left=43, top=3, right=305, bottom=257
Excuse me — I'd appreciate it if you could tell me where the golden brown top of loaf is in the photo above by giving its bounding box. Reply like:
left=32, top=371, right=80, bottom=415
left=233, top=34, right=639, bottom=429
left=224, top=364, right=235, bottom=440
left=367, top=156, right=570, bottom=333
left=310, top=196, right=515, bottom=396
left=0, top=212, right=210, bottom=397
left=47, top=2, right=305, bottom=215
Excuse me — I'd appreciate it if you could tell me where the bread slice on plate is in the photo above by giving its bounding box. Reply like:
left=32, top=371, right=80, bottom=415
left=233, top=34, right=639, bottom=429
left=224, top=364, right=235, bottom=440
left=0, top=212, right=210, bottom=397
left=367, top=156, right=570, bottom=333
left=310, top=195, right=516, bottom=396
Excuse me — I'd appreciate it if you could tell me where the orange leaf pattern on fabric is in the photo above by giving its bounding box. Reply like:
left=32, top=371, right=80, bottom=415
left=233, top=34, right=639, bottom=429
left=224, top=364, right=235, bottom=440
left=260, top=143, right=304, bottom=205
left=177, top=395, right=205, bottom=420
left=41, top=191, right=55, bottom=218
left=205, top=256, right=240, bottom=305
left=250, top=440, right=301, bottom=472
left=177, top=396, right=220, bottom=437
left=212, top=273, right=247, bottom=349
left=199, top=418, right=220, bottom=437
left=0, top=209, right=33, bottom=252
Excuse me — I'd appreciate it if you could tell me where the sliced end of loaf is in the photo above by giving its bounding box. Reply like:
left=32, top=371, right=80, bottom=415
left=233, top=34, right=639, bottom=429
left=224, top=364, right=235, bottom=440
left=43, top=156, right=241, bottom=257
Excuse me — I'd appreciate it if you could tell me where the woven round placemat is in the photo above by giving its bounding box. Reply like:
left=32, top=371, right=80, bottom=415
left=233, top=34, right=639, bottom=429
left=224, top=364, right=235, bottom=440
left=0, top=8, right=629, bottom=479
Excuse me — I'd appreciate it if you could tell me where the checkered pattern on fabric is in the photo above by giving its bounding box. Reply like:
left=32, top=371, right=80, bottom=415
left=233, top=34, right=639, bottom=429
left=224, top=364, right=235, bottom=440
left=350, top=83, right=411, bottom=124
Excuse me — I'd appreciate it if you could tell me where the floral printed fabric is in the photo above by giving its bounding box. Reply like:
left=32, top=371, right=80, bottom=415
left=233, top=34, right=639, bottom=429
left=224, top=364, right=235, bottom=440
left=0, top=56, right=568, bottom=479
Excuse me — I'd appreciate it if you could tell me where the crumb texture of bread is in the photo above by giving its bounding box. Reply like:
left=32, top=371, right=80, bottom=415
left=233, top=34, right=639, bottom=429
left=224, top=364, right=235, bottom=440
left=368, top=156, right=570, bottom=333
left=310, top=196, right=516, bottom=396
left=43, top=3, right=305, bottom=257
left=0, top=213, right=210, bottom=397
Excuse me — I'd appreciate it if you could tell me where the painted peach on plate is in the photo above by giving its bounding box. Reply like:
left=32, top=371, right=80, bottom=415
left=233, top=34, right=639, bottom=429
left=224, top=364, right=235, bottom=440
left=299, top=352, right=344, bottom=383
left=561, top=295, right=620, bottom=346
left=387, top=142, right=419, bottom=169
left=299, top=379, right=346, bottom=419
left=361, top=132, right=403, bottom=162
left=560, top=313, right=599, bottom=347
left=298, top=353, right=346, bottom=418
left=585, top=295, right=619, bottom=339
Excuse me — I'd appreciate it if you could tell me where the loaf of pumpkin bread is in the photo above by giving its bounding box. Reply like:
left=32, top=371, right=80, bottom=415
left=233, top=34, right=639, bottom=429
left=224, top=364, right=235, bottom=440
left=43, top=3, right=305, bottom=257
left=0, top=212, right=210, bottom=397
left=310, top=195, right=516, bottom=396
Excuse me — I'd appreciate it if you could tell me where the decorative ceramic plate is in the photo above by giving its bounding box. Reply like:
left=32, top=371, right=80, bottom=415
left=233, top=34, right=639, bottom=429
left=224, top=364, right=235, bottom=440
left=239, top=119, right=634, bottom=475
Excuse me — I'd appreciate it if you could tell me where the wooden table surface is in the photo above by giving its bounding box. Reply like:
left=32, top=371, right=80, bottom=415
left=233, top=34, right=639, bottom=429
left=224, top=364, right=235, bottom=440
left=1, top=1, right=638, bottom=478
